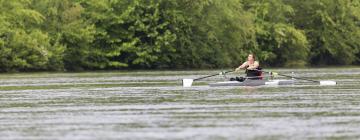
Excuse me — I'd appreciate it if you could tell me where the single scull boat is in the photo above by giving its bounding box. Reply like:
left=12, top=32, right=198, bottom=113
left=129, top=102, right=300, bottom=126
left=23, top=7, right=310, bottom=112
left=209, top=79, right=295, bottom=87
left=182, top=70, right=336, bottom=87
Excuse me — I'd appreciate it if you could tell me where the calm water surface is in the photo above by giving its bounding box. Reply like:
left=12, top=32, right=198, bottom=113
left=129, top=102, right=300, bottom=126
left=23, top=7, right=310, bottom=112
left=0, top=68, right=360, bottom=139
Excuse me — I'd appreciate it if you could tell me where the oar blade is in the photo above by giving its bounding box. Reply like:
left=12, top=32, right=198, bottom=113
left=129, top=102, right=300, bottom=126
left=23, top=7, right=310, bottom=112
left=182, top=79, right=194, bottom=87
left=320, top=81, right=337, bottom=86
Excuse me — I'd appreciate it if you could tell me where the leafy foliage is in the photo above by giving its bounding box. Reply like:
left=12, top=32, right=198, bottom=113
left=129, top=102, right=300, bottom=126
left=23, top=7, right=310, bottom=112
left=0, top=0, right=359, bottom=71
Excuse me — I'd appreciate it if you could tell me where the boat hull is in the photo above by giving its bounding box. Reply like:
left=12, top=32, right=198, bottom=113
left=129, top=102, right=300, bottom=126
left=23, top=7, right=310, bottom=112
left=209, top=79, right=294, bottom=87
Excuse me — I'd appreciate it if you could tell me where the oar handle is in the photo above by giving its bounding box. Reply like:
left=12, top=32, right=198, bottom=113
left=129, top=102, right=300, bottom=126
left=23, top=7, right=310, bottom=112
left=194, top=70, right=234, bottom=81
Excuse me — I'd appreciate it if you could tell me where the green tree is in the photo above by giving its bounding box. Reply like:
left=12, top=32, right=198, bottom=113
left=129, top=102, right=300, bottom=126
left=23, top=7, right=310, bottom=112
left=0, top=0, right=61, bottom=71
left=80, top=0, right=179, bottom=69
left=243, top=0, right=309, bottom=67
left=169, top=0, right=255, bottom=68
left=32, top=0, right=95, bottom=71
left=287, top=0, right=360, bottom=65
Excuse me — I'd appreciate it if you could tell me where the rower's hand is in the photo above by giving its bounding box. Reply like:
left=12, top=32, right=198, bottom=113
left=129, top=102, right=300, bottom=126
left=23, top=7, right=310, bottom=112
left=270, top=72, right=278, bottom=77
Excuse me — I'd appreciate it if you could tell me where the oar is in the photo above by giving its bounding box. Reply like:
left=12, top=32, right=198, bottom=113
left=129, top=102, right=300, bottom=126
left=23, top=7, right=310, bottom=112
left=259, top=70, right=337, bottom=86
left=182, top=70, right=234, bottom=87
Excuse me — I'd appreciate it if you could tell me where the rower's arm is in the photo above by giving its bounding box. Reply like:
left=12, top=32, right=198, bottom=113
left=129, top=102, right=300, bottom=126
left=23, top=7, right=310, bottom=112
left=235, top=62, right=248, bottom=71
left=247, top=61, right=259, bottom=70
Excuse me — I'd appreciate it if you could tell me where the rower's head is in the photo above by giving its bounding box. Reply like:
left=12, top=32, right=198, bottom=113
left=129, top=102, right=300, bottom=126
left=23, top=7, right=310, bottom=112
left=248, top=53, right=255, bottom=62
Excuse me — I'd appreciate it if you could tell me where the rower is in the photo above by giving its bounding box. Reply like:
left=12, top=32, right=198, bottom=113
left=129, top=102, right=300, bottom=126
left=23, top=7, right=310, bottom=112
left=231, top=53, right=262, bottom=81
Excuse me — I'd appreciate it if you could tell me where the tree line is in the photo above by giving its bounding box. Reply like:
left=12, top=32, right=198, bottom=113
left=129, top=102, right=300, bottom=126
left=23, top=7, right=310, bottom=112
left=0, top=0, right=359, bottom=71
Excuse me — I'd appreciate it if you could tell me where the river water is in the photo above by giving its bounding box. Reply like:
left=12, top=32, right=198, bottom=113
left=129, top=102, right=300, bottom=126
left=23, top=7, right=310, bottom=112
left=0, top=68, right=359, bottom=139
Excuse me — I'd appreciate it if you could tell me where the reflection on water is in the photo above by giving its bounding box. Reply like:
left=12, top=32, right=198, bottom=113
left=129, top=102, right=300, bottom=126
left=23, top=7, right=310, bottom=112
left=0, top=68, right=360, bottom=139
